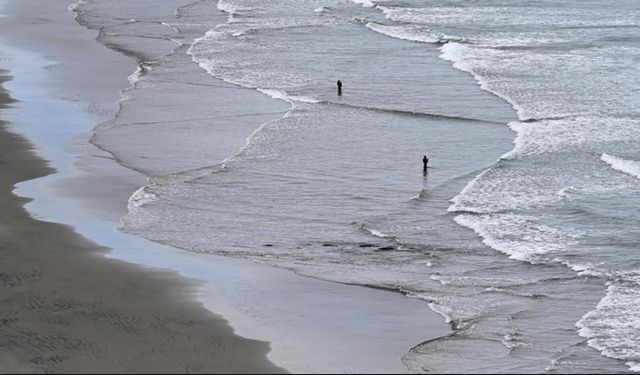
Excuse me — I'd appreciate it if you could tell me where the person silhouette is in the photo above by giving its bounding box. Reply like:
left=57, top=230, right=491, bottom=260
left=422, top=155, right=429, bottom=174
left=337, top=80, right=342, bottom=96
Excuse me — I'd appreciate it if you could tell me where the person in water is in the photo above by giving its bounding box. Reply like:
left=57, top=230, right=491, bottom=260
left=337, top=80, right=342, bottom=96
left=423, top=155, right=429, bottom=174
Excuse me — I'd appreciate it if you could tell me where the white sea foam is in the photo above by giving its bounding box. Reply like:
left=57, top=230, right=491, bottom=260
left=628, top=362, right=640, bottom=372
left=449, top=166, right=572, bottom=215
left=560, top=261, right=607, bottom=278
left=187, top=29, right=236, bottom=85
left=314, top=7, right=330, bottom=13
left=216, top=0, right=254, bottom=23
left=351, top=0, right=376, bottom=8
left=256, top=88, right=319, bottom=106
left=361, top=225, right=393, bottom=238
left=448, top=118, right=640, bottom=222
left=428, top=302, right=452, bottom=324
left=501, top=333, right=525, bottom=350
left=430, top=274, right=451, bottom=286
left=127, top=64, right=147, bottom=86
left=377, top=6, right=424, bottom=23
left=374, top=2, right=640, bottom=371
left=502, top=118, right=640, bottom=160
left=127, top=185, right=158, bottom=210
left=369, top=229, right=391, bottom=238
left=365, top=22, right=448, bottom=44
left=67, top=0, right=87, bottom=12
left=448, top=168, right=491, bottom=213
left=188, top=26, right=320, bottom=106
left=439, top=42, right=472, bottom=73
left=577, top=276, right=640, bottom=372
left=189, top=28, right=222, bottom=53
left=257, top=88, right=294, bottom=104
left=601, top=153, right=640, bottom=179
left=439, top=42, right=524, bottom=119
left=290, top=95, right=320, bottom=104
left=453, top=213, right=580, bottom=262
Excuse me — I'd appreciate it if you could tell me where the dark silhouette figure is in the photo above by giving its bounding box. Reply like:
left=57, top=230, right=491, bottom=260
left=337, top=80, right=342, bottom=96
left=423, top=155, right=429, bottom=174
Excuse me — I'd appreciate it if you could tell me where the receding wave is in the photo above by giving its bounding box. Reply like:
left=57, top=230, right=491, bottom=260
left=359, top=224, right=395, bottom=239
left=577, top=272, right=640, bottom=372
left=365, top=22, right=454, bottom=44
left=601, top=153, right=640, bottom=179
left=438, top=42, right=525, bottom=120
left=452, top=213, right=582, bottom=262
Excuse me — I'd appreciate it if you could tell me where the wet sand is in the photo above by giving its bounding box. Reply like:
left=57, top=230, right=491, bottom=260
left=0, top=72, right=284, bottom=373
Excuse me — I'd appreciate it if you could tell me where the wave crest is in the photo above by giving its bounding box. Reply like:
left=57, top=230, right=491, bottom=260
left=601, top=153, right=640, bottom=179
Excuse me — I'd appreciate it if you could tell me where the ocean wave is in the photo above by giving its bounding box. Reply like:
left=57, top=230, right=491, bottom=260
left=453, top=213, right=581, bottom=262
left=360, top=224, right=394, bottom=239
left=438, top=42, right=525, bottom=120
left=629, top=362, right=640, bottom=372
left=351, top=0, right=376, bottom=8
left=577, top=274, right=640, bottom=372
left=601, top=153, right=640, bottom=179
left=427, top=302, right=453, bottom=324
left=188, top=26, right=320, bottom=100
left=502, top=118, right=640, bottom=160
left=439, top=42, right=473, bottom=73
left=256, top=88, right=319, bottom=105
left=447, top=167, right=493, bottom=213
left=448, top=165, right=574, bottom=215
left=364, top=22, right=453, bottom=44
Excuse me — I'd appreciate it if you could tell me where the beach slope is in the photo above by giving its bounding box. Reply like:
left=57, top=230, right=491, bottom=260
left=0, top=73, right=284, bottom=373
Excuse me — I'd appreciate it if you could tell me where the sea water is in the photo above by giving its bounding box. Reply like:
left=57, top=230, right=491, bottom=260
left=72, top=0, right=639, bottom=372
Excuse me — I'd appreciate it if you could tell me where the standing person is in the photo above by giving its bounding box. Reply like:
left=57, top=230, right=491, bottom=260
left=337, top=80, right=342, bottom=96
left=423, top=155, right=429, bottom=174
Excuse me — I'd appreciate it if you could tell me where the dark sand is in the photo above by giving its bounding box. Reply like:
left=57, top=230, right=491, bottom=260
left=0, top=72, right=284, bottom=373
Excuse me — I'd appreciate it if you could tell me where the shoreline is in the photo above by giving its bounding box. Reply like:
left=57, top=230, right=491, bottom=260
left=0, top=71, right=284, bottom=373
left=0, top=0, right=451, bottom=373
